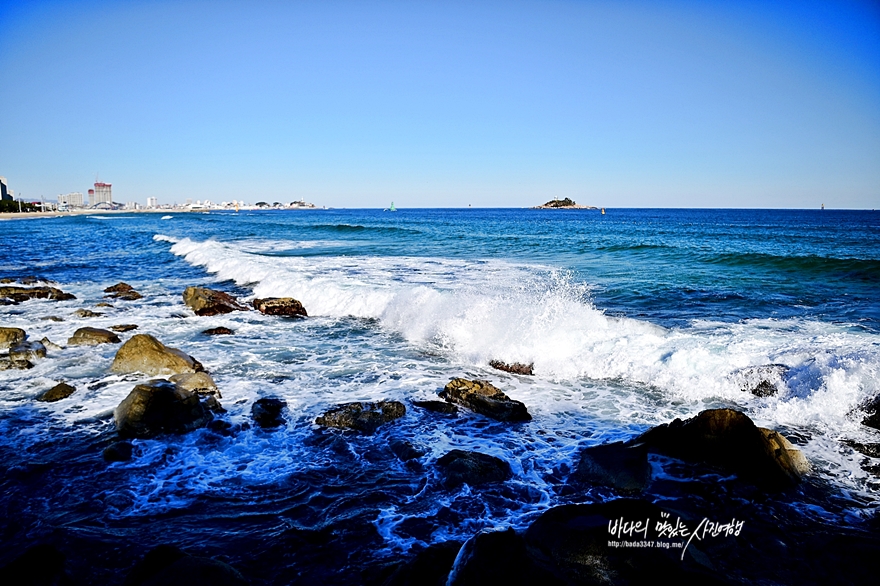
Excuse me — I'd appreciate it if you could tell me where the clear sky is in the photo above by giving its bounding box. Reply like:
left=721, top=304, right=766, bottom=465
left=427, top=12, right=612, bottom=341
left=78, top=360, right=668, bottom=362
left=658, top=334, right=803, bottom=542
left=1, top=0, right=878, bottom=208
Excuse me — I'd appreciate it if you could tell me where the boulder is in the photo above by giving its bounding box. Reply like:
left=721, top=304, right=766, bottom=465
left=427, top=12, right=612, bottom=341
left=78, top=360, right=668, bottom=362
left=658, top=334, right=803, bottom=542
left=635, top=408, right=806, bottom=489
left=36, top=382, right=75, bottom=402
left=123, top=544, right=247, bottom=586
left=182, top=286, right=248, bottom=316
left=489, top=360, right=534, bottom=376
left=253, top=297, right=308, bottom=317
left=315, top=400, right=405, bottom=433
left=114, top=379, right=213, bottom=439
left=68, top=327, right=122, bottom=346
left=732, top=364, right=789, bottom=397
left=169, top=372, right=220, bottom=397
left=0, top=327, right=26, bottom=350
left=439, top=378, right=531, bottom=422
left=413, top=400, right=459, bottom=415
left=40, top=316, right=64, bottom=322
left=110, top=324, right=139, bottom=332
left=0, top=358, right=33, bottom=370
left=110, top=334, right=204, bottom=376
left=95, top=302, right=114, bottom=308
left=389, top=438, right=425, bottom=462
left=860, top=395, right=880, bottom=431
left=104, top=282, right=143, bottom=300
left=74, top=308, right=103, bottom=318
left=384, top=540, right=463, bottom=586
left=448, top=528, right=544, bottom=586
left=0, top=285, right=76, bottom=302
left=105, top=282, right=135, bottom=293
left=571, top=441, right=651, bottom=493
left=9, top=341, right=47, bottom=361
left=40, top=337, right=63, bottom=351
left=103, top=441, right=134, bottom=462
left=252, top=397, right=287, bottom=428
left=436, top=449, right=512, bottom=488
left=202, top=327, right=234, bottom=335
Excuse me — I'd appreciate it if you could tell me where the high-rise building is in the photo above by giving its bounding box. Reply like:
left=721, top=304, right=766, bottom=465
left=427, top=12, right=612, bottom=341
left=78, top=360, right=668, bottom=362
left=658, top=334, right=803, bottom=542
left=93, top=182, right=112, bottom=206
left=146, top=197, right=158, bottom=208
left=58, top=192, right=84, bottom=207
left=0, top=177, right=10, bottom=201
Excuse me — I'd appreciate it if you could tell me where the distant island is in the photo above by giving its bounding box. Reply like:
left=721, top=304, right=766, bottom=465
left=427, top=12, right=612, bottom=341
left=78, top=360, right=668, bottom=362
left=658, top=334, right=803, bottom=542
left=531, top=198, right=598, bottom=209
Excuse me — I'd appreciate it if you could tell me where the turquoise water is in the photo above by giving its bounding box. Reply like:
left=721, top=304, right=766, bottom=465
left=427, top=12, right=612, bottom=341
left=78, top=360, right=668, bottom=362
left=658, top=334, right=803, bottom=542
left=1, top=208, right=879, bottom=582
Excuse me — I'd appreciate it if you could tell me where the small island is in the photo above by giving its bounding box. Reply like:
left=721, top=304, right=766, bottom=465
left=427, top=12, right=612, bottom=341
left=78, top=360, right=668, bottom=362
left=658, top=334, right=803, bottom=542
left=531, top=197, right=597, bottom=209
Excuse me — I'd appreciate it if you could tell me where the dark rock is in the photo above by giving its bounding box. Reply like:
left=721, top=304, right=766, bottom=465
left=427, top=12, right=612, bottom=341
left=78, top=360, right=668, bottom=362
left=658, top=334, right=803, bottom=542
left=253, top=297, right=308, bottom=317
left=202, top=327, right=234, bottom=336
left=0, top=543, right=71, bottom=586
left=635, top=408, right=807, bottom=489
left=436, top=449, right=512, bottom=488
left=104, top=282, right=135, bottom=293
left=95, top=301, right=114, bottom=307
left=182, top=286, right=248, bottom=316
left=413, top=400, right=458, bottom=415
left=0, top=285, right=76, bottom=302
left=252, top=397, right=287, bottom=428
left=123, top=544, right=247, bottom=586
left=571, top=441, right=651, bottom=493
left=384, top=540, right=463, bottom=586
left=489, top=360, right=534, bottom=376
left=316, top=401, right=406, bottom=433
left=10, top=340, right=47, bottom=361
left=0, top=326, right=26, bottom=350
left=40, top=316, right=64, bottom=322
left=389, top=438, right=425, bottom=462
left=843, top=439, right=880, bottom=458
left=448, top=528, right=548, bottom=586
left=73, top=308, right=103, bottom=318
left=0, top=358, right=34, bottom=370
left=104, top=282, right=143, bottom=300
left=732, top=364, right=789, bottom=397
left=36, top=382, right=76, bottom=402
left=110, top=324, right=139, bottom=332
left=860, top=395, right=880, bottom=431
left=103, top=441, right=134, bottom=462
left=115, top=290, right=143, bottom=301
left=439, top=378, right=531, bottom=422
left=111, top=334, right=204, bottom=376
left=67, top=327, right=121, bottom=346
left=114, top=379, right=214, bottom=439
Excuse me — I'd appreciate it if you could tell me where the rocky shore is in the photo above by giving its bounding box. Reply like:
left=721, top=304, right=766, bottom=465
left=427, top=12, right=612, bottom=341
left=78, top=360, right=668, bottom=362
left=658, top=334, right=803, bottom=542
left=2, top=277, right=880, bottom=585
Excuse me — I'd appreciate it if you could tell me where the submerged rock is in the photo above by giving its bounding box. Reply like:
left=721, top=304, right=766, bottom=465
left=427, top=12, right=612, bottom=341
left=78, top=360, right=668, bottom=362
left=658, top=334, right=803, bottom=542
left=103, top=440, right=134, bottom=462
left=182, top=286, right=248, bottom=316
left=413, top=400, right=459, bottom=415
left=439, top=378, right=531, bottom=422
left=571, top=441, right=651, bottom=493
left=110, top=324, right=139, bottom=332
left=40, top=337, right=63, bottom=351
left=0, top=358, right=34, bottom=370
left=859, top=395, right=880, bottom=431
left=636, top=408, right=806, bottom=489
left=252, top=397, right=288, bottom=428
left=104, top=282, right=135, bottom=293
left=111, top=334, right=204, bottom=376
left=9, top=340, right=46, bottom=361
left=489, top=360, right=534, bottom=376
left=36, top=382, right=76, bottom=402
left=0, top=285, right=76, bottom=302
left=436, top=449, right=512, bottom=488
left=202, top=326, right=234, bottom=336
left=315, top=401, right=406, bottom=433
left=74, top=308, right=103, bottom=318
left=732, top=364, right=789, bottom=397
left=68, top=327, right=122, bottom=346
left=114, top=379, right=214, bottom=439
left=0, top=327, right=26, bottom=350
left=253, top=297, right=308, bottom=317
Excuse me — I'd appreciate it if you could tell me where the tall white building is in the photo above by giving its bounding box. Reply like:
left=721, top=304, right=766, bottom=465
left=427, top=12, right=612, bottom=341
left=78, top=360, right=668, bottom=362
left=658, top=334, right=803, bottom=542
left=146, top=197, right=158, bottom=208
left=92, top=182, right=112, bottom=206
left=58, top=192, right=84, bottom=207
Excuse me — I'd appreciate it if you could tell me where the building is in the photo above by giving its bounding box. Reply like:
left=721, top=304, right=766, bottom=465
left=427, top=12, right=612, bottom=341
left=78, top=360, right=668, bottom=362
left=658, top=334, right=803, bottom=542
left=58, top=192, right=84, bottom=207
left=146, top=197, right=158, bottom=208
left=92, top=182, right=112, bottom=206
left=0, top=177, right=11, bottom=201
left=124, top=201, right=139, bottom=210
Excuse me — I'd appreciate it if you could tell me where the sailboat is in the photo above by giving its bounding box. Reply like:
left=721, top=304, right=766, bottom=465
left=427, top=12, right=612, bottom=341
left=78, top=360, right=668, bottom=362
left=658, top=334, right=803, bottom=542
left=384, top=202, right=397, bottom=212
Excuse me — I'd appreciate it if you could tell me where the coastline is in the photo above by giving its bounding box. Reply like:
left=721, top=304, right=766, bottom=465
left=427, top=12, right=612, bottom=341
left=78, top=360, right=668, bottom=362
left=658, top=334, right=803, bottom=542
left=0, top=209, right=198, bottom=221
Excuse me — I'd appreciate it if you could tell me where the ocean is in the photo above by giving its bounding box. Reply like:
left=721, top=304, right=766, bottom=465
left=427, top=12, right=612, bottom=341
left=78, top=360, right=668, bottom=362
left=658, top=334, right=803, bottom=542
left=1, top=207, right=879, bottom=583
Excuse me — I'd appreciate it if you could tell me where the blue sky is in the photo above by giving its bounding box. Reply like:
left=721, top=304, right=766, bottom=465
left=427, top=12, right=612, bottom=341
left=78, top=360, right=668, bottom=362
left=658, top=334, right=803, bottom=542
left=1, top=0, right=878, bottom=208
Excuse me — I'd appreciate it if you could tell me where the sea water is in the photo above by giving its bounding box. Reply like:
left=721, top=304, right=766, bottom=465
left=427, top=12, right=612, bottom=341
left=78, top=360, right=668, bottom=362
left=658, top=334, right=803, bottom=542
left=1, top=208, right=879, bottom=580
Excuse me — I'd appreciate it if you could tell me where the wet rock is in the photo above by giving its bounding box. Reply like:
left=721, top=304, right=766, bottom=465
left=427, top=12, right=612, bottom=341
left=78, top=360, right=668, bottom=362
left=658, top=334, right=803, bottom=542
left=67, top=327, right=121, bottom=346
left=105, top=282, right=135, bottom=293
left=571, top=441, right=651, bottom=493
left=843, top=439, right=880, bottom=458
left=170, top=372, right=220, bottom=396
left=123, top=544, right=247, bottom=586
left=10, top=340, right=47, bottom=361
left=439, top=378, right=531, bottom=422
left=315, top=401, right=406, bottom=433
left=111, top=334, right=205, bottom=376
left=413, top=400, right=458, bottom=415
left=384, top=540, right=463, bottom=586
left=104, top=282, right=143, bottom=300
left=489, top=360, right=534, bottom=376
left=732, top=364, right=789, bottom=397
left=0, top=358, right=34, bottom=370
left=252, top=397, right=288, bottom=428
left=74, top=308, right=103, bottom=318
left=103, top=440, right=134, bottom=462
left=436, top=449, right=512, bottom=488
left=635, top=408, right=806, bottom=489
left=202, top=326, right=234, bottom=335
left=447, top=528, right=545, bottom=586
left=95, top=302, right=114, bottom=308
left=253, top=297, right=308, bottom=317
left=40, top=337, right=63, bottom=351
left=761, top=427, right=811, bottom=475
left=389, top=438, right=425, bottom=462
left=182, top=286, right=248, bottom=316
left=114, top=379, right=214, bottom=439
left=110, top=324, right=139, bottom=332
left=36, top=382, right=76, bottom=402
left=0, top=326, right=26, bottom=350
left=0, top=285, right=76, bottom=302
left=0, top=543, right=71, bottom=586
left=860, top=395, right=880, bottom=431
left=40, top=316, right=64, bottom=322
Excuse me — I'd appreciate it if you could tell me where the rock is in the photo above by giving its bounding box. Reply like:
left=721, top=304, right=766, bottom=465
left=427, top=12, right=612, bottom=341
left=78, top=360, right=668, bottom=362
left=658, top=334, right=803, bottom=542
left=253, top=297, right=308, bottom=317
left=67, top=327, right=121, bottom=346
left=74, top=308, right=103, bottom=318
left=110, top=324, right=139, bottom=332
left=40, top=316, right=64, bottom=322
left=40, top=337, right=63, bottom=351
left=860, top=395, right=880, bottom=431
left=760, top=427, right=811, bottom=475
left=489, top=360, right=534, bottom=376
left=843, top=439, right=880, bottom=458
left=10, top=341, right=47, bottom=361
left=448, top=528, right=544, bottom=586
left=36, top=382, right=76, bottom=402
left=115, top=290, right=143, bottom=301
left=413, top=400, right=459, bottom=415
left=635, top=408, right=806, bottom=489
left=182, top=286, right=248, bottom=316
left=0, top=285, right=76, bottom=302
left=571, top=441, right=651, bottom=493
left=202, top=327, right=234, bottom=335
left=169, top=372, right=220, bottom=397
left=252, top=397, right=287, bottom=428
left=439, top=378, right=531, bottom=422
left=114, top=379, right=213, bottom=439
left=436, top=449, right=512, bottom=488
left=384, top=540, right=463, bottom=586
left=0, top=358, right=34, bottom=370
left=95, top=302, right=114, bottom=308
left=110, top=334, right=204, bottom=376
left=0, top=326, right=26, bottom=350
left=123, top=544, right=247, bottom=586
left=103, top=441, right=134, bottom=462
left=315, top=401, right=406, bottom=433
left=0, top=544, right=71, bottom=586
left=732, top=364, right=789, bottom=397
left=389, top=438, right=425, bottom=462
left=105, top=282, right=135, bottom=293
left=104, top=282, right=143, bottom=300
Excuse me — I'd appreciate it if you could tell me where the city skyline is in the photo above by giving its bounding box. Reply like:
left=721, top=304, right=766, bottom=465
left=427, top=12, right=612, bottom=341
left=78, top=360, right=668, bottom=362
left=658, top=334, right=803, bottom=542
left=1, top=0, right=878, bottom=209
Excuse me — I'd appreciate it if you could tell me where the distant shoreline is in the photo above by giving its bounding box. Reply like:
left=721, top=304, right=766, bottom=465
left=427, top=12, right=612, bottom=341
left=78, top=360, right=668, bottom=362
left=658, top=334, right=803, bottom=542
left=0, top=208, right=199, bottom=221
